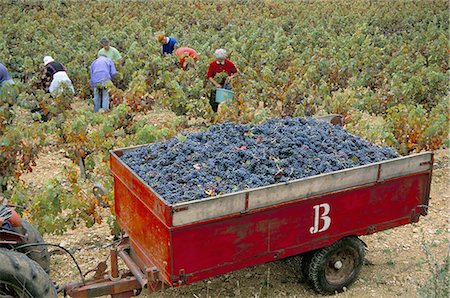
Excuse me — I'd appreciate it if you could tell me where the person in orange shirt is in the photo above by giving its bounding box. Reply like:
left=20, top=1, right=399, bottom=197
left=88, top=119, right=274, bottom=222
left=174, top=47, right=198, bottom=70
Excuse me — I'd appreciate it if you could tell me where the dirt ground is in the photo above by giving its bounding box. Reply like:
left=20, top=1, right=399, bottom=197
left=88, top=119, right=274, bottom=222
left=21, top=149, right=448, bottom=298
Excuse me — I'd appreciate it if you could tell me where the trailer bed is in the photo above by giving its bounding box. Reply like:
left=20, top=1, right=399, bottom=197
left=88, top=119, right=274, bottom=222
left=110, top=148, right=433, bottom=286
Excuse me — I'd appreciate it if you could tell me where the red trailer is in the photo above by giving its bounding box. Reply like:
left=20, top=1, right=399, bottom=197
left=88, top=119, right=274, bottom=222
left=65, top=148, right=433, bottom=297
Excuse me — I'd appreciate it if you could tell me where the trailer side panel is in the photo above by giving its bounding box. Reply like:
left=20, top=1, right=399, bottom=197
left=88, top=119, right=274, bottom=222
left=170, top=172, right=430, bottom=284
left=114, top=178, right=174, bottom=283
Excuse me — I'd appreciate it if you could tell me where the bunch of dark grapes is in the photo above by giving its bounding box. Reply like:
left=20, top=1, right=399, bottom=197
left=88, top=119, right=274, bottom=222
left=121, top=118, right=398, bottom=204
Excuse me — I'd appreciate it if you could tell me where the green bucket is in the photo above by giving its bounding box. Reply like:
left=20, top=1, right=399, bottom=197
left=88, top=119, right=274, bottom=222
left=215, top=88, right=234, bottom=103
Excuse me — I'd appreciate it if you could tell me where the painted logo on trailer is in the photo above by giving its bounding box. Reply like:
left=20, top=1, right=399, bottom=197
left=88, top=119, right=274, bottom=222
left=310, top=203, right=331, bottom=234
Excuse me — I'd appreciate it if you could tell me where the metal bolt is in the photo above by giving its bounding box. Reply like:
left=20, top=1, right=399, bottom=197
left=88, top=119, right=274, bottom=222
left=334, top=261, right=343, bottom=269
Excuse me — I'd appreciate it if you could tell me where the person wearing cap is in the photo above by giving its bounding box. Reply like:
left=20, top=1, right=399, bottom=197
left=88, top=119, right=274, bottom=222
left=174, top=47, right=198, bottom=70
left=89, top=53, right=117, bottom=112
left=0, top=63, right=15, bottom=98
left=206, top=49, right=238, bottom=112
left=98, top=38, right=122, bottom=62
left=43, top=56, right=75, bottom=95
left=158, top=35, right=177, bottom=55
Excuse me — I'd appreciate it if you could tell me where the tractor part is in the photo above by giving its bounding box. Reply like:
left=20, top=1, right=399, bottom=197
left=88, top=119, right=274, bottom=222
left=0, top=248, right=57, bottom=298
left=13, top=219, right=51, bottom=274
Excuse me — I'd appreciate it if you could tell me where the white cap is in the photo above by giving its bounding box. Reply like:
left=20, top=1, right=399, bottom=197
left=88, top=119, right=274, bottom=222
left=214, top=49, right=227, bottom=59
left=43, top=56, right=54, bottom=65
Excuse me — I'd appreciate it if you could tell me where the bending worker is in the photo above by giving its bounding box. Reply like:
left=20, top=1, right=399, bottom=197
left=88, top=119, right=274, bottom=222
left=0, top=63, right=14, bottom=88
left=175, top=47, right=198, bottom=70
left=43, top=56, right=75, bottom=95
left=89, top=53, right=116, bottom=112
left=158, top=34, right=177, bottom=55
left=0, top=63, right=15, bottom=99
left=206, top=49, right=238, bottom=112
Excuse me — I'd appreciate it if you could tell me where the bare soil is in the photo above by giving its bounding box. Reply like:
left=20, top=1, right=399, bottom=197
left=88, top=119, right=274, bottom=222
left=23, top=149, right=448, bottom=298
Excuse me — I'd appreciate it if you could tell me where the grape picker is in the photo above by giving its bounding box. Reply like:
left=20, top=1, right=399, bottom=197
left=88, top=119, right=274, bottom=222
left=43, top=56, right=75, bottom=95
left=175, top=47, right=198, bottom=70
left=158, top=34, right=177, bottom=55
left=0, top=63, right=15, bottom=96
left=89, top=53, right=117, bottom=112
left=206, top=49, right=238, bottom=112
left=98, top=38, right=123, bottom=62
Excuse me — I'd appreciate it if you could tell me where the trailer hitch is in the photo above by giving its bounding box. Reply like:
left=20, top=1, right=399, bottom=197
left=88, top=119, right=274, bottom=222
left=117, top=248, right=148, bottom=289
left=64, top=237, right=165, bottom=297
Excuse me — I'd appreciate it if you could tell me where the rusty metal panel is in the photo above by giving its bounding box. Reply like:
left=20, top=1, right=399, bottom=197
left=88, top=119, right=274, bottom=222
left=65, top=275, right=141, bottom=298
left=170, top=173, right=431, bottom=284
left=172, top=193, right=246, bottom=226
left=110, top=149, right=173, bottom=225
left=379, top=152, right=432, bottom=181
left=114, top=178, right=171, bottom=277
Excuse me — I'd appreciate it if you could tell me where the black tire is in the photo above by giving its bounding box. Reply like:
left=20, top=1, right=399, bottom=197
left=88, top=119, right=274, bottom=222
left=300, top=251, right=315, bottom=284
left=0, top=248, right=57, bottom=298
left=13, top=219, right=51, bottom=274
left=308, top=236, right=365, bottom=295
left=283, top=251, right=315, bottom=283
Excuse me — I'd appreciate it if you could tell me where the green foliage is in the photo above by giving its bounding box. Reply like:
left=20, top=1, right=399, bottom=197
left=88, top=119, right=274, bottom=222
left=346, top=110, right=395, bottom=146
left=0, top=1, right=447, bottom=139
left=10, top=175, right=98, bottom=235
left=423, top=97, right=450, bottom=150
left=386, top=103, right=428, bottom=154
left=176, top=134, right=188, bottom=142
left=0, top=106, right=45, bottom=194
left=134, top=124, right=170, bottom=145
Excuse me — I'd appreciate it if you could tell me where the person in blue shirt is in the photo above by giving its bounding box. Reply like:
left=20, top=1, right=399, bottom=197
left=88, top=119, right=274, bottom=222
left=158, top=35, right=177, bottom=55
left=0, top=63, right=16, bottom=100
left=89, top=53, right=116, bottom=112
left=0, top=63, right=14, bottom=89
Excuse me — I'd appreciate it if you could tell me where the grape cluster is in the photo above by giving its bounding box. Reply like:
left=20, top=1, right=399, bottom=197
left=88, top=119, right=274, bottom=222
left=120, top=118, right=398, bottom=204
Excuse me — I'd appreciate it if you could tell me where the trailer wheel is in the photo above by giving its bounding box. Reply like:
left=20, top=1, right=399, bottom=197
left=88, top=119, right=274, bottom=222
left=0, top=248, right=57, bottom=298
left=283, top=251, right=315, bottom=283
left=13, top=219, right=51, bottom=274
left=308, top=236, right=365, bottom=295
left=300, top=251, right=315, bottom=283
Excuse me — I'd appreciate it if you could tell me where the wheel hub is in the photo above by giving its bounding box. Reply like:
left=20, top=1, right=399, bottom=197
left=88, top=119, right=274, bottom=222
left=325, top=247, right=358, bottom=285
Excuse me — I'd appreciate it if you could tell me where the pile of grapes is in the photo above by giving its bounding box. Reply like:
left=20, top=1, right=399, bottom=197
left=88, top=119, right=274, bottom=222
left=121, top=118, right=398, bottom=204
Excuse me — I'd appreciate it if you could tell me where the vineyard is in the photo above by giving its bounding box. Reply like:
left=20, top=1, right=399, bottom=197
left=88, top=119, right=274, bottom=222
left=0, top=0, right=448, bottom=237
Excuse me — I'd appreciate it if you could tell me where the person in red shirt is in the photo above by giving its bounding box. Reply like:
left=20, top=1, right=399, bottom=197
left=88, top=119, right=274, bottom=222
left=206, top=49, right=238, bottom=112
left=175, top=47, right=198, bottom=70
